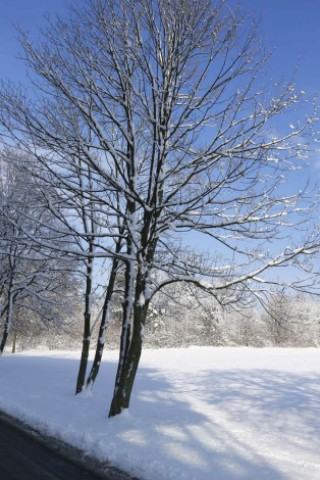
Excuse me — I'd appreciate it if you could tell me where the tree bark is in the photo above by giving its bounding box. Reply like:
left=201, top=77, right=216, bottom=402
left=0, top=331, right=9, bottom=354
left=11, top=331, right=17, bottom=354
left=85, top=256, right=119, bottom=389
left=75, top=254, right=93, bottom=394
left=0, top=286, right=13, bottom=355
left=108, top=324, right=143, bottom=416
left=108, top=281, right=149, bottom=417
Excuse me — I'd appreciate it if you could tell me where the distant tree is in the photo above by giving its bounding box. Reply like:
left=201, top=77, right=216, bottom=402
left=291, top=295, right=320, bottom=347
left=261, top=292, right=292, bottom=345
left=0, top=0, right=319, bottom=416
left=0, top=154, right=76, bottom=353
left=261, top=292, right=320, bottom=347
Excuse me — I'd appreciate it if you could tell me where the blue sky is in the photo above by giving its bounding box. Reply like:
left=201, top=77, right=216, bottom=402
left=1, top=1, right=319, bottom=94
left=242, top=1, right=319, bottom=91
left=1, top=0, right=319, bottom=89
left=0, top=0, right=66, bottom=82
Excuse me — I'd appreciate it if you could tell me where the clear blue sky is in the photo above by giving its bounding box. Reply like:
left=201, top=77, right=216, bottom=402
left=1, top=1, right=319, bottom=91
left=242, top=0, right=320, bottom=91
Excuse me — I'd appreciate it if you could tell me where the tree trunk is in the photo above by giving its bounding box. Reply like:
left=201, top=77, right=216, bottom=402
left=0, top=288, right=13, bottom=355
left=108, top=330, right=142, bottom=417
left=108, top=223, right=156, bottom=417
left=12, top=331, right=17, bottom=354
left=108, top=299, right=149, bottom=417
left=0, top=331, right=9, bottom=354
left=85, top=256, right=119, bottom=390
left=75, top=255, right=93, bottom=394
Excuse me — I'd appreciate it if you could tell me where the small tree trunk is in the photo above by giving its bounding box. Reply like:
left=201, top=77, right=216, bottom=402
left=0, top=331, right=9, bottom=354
left=75, top=333, right=91, bottom=393
left=84, top=306, right=108, bottom=390
left=0, top=289, right=14, bottom=355
left=12, top=331, right=17, bottom=354
left=75, top=255, right=93, bottom=394
left=85, top=256, right=120, bottom=390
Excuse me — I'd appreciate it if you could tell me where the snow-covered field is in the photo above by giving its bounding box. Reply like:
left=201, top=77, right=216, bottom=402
left=0, top=347, right=319, bottom=480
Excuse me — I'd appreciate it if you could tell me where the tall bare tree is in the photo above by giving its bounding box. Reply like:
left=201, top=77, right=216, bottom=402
left=0, top=0, right=318, bottom=414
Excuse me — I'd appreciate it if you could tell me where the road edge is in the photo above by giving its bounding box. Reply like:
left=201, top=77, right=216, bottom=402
left=0, top=409, right=140, bottom=480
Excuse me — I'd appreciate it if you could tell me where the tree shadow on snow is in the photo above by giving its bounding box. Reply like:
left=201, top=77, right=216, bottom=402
left=130, top=365, right=320, bottom=480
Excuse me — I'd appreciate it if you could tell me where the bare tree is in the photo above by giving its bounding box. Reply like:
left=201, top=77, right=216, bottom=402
left=0, top=155, right=75, bottom=353
left=260, top=290, right=320, bottom=347
left=0, top=0, right=319, bottom=415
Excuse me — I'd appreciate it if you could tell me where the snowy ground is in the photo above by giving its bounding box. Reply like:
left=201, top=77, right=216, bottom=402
left=0, top=347, right=319, bottom=480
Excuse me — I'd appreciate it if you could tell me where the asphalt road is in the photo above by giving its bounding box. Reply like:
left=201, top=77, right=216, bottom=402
left=0, top=417, right=120, bottom=480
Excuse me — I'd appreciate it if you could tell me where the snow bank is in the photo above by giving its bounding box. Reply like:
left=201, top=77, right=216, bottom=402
left=0, top=347, right=319, bottom=480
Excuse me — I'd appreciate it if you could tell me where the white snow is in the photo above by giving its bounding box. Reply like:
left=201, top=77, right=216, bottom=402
left=137, top=292, right=146, bottom=307
left=0, top=347, right=320, bottom=480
